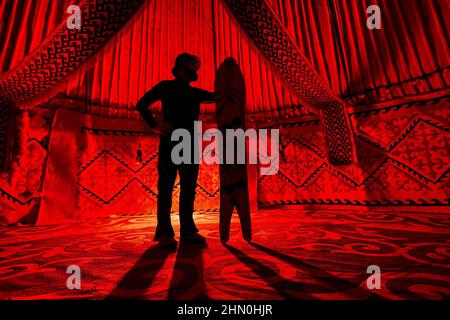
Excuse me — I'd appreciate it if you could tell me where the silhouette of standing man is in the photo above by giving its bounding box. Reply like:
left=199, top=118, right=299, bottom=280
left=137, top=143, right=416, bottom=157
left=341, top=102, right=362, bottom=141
left=136, top=53, right=214, bottom=246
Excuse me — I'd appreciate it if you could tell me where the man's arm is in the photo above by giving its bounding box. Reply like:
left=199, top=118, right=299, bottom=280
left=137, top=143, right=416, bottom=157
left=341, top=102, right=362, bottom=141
left=195, top=88, right=215, bottom=104
left=136, top=81, right=165, bottom=128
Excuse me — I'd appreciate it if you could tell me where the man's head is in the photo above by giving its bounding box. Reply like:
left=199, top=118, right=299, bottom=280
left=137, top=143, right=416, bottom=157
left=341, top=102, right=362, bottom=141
left=171, top=52, right=200, bottom=82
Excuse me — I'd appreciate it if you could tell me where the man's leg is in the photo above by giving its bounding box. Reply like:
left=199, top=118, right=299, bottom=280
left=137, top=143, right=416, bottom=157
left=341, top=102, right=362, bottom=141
left=219, top=190, right=234, bottom=243
left=154, top=153, right=177, bottom=242
left=235, top=185, right=252, bottom=242
left=178, top=164, right=201, bottom=239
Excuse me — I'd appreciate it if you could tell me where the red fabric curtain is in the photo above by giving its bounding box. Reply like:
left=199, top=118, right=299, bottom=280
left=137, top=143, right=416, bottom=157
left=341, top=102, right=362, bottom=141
left=62, top=0, right=304, bottom=120
left=267, top=0, right=450, bottom=98
left=0, top=0, right=75, bottom=74
left=1, top=0, right=449, bottom=114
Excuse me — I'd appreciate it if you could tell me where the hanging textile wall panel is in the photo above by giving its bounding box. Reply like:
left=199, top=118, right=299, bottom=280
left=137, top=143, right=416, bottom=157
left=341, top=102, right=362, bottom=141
left=0, top=107, right=50, bottom=225
left=258, top=96, right=450, bottom=206
left=0, top=100, right=15, bottom=171
left=38, top=108, right=220, bottom=224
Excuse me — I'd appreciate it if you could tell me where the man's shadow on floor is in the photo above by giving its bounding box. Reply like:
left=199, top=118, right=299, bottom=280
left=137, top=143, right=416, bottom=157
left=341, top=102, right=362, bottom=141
left=106, top=244, right=176, bottom=299
left=106, top=241, right=381, bottom=299
left=224, top=242, right=383, bottom=299
left=168, top=241, right=208, bottom=300
left=106, top=241, right=207, bottom=300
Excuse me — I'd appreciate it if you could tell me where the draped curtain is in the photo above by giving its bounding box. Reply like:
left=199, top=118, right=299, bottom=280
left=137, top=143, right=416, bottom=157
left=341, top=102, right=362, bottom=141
left=61, top=0, right=304, bottom=120
left=0, top=0, right=75, bottom=74
left=267, top=0, right=450, bottom=98
left=1, top=0, right=449, bottom=116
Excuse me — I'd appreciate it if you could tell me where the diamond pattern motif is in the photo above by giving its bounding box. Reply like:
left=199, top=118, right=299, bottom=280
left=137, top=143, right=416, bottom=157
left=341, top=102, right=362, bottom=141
left=279, top=140, right=323, bottom=187
left=136, top=158, right=159, bottom=194
left=78, top=152, right=134, bottom=202
left=258, top=100, right=450, bottom=206
left=390, top=121, right=449, bottom=182
left=78, top=144, right=220, bottom=211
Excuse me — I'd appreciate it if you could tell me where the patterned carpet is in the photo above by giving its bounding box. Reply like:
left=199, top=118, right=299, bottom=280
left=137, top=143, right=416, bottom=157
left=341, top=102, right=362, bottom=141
left=0, top=209, right=449, bottom=300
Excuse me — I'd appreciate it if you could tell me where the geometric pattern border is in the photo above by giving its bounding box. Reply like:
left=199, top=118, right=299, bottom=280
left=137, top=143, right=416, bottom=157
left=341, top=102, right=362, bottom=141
left=258, top=198, right=450, bottom=207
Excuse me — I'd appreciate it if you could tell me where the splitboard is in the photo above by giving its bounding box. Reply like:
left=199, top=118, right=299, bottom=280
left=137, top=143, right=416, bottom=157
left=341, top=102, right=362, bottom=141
left=214, top=57, right=251, bottom=243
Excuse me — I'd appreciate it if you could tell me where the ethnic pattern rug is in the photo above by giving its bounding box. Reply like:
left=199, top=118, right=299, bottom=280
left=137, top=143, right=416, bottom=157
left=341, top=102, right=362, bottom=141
left=0, top=209, right=449, bottom=300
